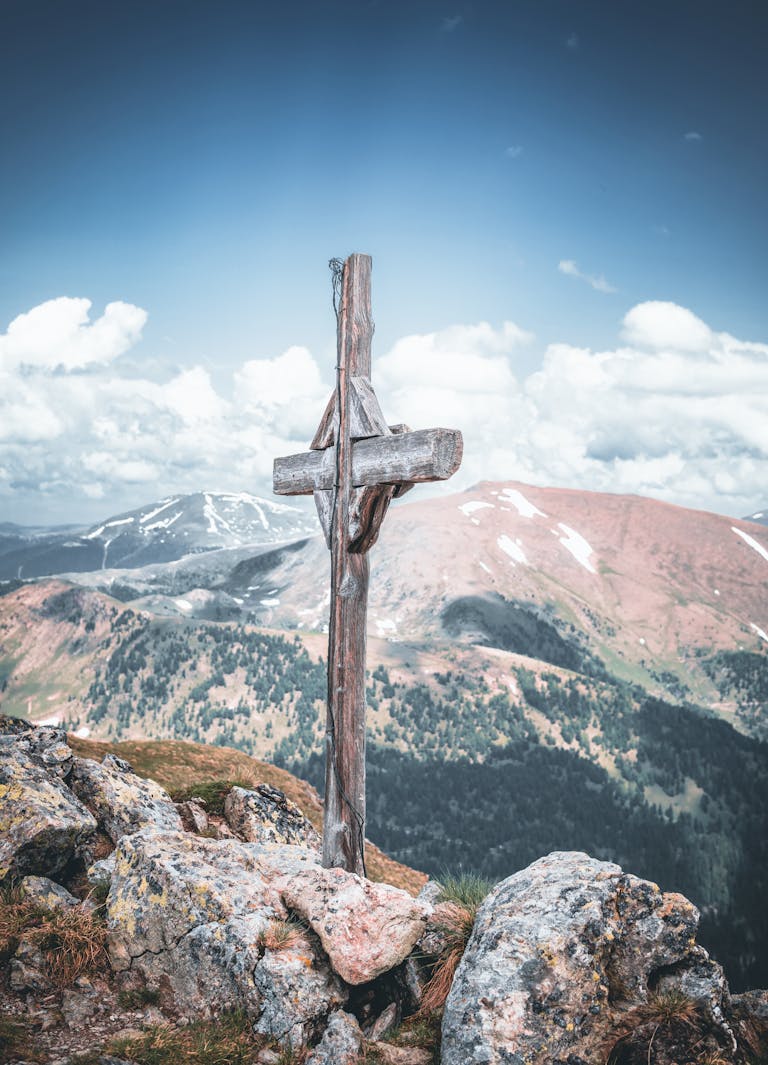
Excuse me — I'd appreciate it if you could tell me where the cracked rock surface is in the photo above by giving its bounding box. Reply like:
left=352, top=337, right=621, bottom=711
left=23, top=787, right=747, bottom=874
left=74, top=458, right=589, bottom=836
left=70, top=753, right=183, bottom=842
left=0, top=746, right=96, bottom=880
left=106, top=828, right=344, bottom=1033
left=224, top=783, right=321, bottom=849
left=282, top=865, right=429, bottom=984
left=441, top=850, right=733, bottom=1065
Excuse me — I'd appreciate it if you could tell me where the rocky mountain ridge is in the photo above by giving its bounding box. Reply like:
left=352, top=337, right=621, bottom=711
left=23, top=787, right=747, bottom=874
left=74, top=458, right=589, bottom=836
left=24, top=480, right=768, bottom=731
left=2, top=718, right=766, bottom=1065
left=0, top=492, right=315, bottom=580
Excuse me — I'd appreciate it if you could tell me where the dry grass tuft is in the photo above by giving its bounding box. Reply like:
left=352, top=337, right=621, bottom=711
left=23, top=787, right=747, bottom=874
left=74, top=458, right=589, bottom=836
left=109, top=1010, right=260, bottom=1065
left=257, top=918, right=306, bottom=952
left=0, top=885, right=108, bottom=987
left=417, top=873, right=494, bottom=1017
left=419, top=901, right=476, bottom=1015
left=603, top=988, right=702, bottom=1064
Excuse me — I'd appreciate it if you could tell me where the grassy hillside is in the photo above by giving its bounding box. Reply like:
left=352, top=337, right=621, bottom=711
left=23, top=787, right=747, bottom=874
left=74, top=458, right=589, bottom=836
left=66, top=734, right=426, bottom=896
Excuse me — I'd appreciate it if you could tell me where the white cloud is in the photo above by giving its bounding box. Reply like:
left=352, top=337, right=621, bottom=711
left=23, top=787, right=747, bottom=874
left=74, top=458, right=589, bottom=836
left=621, top=301, right=713, bottom=352
left=566, top=33, right=579, bottom=49
left=684, top=131, right=703, bottom=142
left=2, top=295, right=768, bottom=523
left=558, top=260, right=617, bottom=294
left=0, top=298, right=147, bottom=371
left=504, top=145, right=523, bottom=159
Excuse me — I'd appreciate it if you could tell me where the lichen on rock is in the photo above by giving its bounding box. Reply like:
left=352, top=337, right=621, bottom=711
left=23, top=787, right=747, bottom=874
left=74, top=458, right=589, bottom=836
left=0, top=746, right=96, bottom=881
left=69, top=753, right=183, bottom=842
left=441, top=851, right=734, bottom=1065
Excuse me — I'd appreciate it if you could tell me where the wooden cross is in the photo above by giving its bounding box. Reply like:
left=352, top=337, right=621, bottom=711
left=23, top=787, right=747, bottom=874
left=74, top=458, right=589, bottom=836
left=273, top=253, right=463, bottom=875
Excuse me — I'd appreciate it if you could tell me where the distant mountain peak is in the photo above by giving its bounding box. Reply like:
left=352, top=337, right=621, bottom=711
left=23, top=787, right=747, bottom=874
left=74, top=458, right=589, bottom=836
left=0, top=490, right=317, bottom=580
left=744, top=508, right=768, bottom=526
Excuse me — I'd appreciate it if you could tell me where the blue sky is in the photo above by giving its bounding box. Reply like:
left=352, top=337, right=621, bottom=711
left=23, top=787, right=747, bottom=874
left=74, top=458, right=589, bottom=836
left=1, top=0, right=767, bottom=524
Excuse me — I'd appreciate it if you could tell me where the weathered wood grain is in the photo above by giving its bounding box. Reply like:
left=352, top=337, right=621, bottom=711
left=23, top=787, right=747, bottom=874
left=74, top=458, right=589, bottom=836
left=273, top=426, right=463, bottom=495
left=324, top=253, right=372, bottom=875
left=272, top=251, right=463, bottom=875
left=310, top=377, right=391, bottom=450
left=349, top=484, right=395, bottom=553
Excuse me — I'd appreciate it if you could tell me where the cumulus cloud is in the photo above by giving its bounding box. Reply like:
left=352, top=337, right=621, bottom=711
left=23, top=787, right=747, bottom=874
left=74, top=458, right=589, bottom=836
left=373, top=305, right=768, bottom=517
left=684, top=131, right=703, bottom=142
left=558, top=259, right=617, bottom=294
left=2, top=295, right=767, bottom=522
left=0, top=298, right=147, bottom=371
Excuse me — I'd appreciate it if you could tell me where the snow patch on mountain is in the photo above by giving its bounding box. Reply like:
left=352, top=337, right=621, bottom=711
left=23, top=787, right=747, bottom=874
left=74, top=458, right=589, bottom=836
left=459, top=501, right=494, bottom=516
left=140, top=499, right=180, bottom=525
left=555, top=523, right=596, bottom=573
left=497, top=535, right=528, bottom=565
left=732, top=526, right=768, bottom=564
left=498, top=487, right=546, bottom=519
left=143, top=511, right=182, bottom=532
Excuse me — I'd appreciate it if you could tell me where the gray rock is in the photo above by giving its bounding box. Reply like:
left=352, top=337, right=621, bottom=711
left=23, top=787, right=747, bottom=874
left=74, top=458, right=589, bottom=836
left=442, top=851, right=705, bottom=1065
left=655, top=945, right=736, bottom=1050
left=369, top=1046, right=432, bottom=1065
left=106, top=828, right=343, bottom=1040
left=367, top=1002, right=399, bottom=1041
left=416, top=879, right=442, bottom=907
left=61, top=982, right=99, bottom=1028
left=0, top=747, right=96, bottom=881
left=69, top=754, right=182, bottom=842
left=253, top=930, right=347, bottom=1049
left=175, top=798, right=209, bottom=834
left=731, top=989, right=768, bottom=1058
left=305, top=1010, right=363, bottom=1065
left=19, top=875, right=80, bottom=910
left=86, top=854, right=116, bottom=892
left=256, top=1050, right=281, bottom=1064
left=9, top=939, right=52, bottom=993
left=224, top=784, right=320, bottom=849
left=0, top=720, right=73, bottom=777
left=732, top=988, right=768, bottom=1023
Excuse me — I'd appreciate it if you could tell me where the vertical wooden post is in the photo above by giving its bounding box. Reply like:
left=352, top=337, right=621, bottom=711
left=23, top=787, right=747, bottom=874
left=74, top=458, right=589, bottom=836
left=323, top=254, right=372, bottom=875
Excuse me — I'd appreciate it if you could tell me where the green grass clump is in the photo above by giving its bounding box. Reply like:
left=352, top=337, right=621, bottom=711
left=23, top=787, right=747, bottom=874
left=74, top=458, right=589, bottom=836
left=108, top=1010, right=260, bottom=1065
left=417, top=871, right=496, bottom=1016
left=436, top=871, right=495, bottom=910
left=170, top=779, right=252, bottom=816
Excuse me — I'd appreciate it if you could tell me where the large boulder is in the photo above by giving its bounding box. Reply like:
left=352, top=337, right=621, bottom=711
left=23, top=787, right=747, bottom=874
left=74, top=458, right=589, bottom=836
left=0, top=721, right=73, bottom=778
left=69, top=754, right=182, bottom=842
left=442, top=851, right=731, bottom=1065
left=106, top=829, right=344, bottom=1042
left=0, top=747, right=96, bottom=880
left=281, top=865, right=429, bottom=984
left=224, top=783, right=321, bottom=849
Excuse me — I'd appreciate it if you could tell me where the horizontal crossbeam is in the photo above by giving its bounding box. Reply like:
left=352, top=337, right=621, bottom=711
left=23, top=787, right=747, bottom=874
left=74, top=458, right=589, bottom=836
left=273, top=427, right=463, bottom=496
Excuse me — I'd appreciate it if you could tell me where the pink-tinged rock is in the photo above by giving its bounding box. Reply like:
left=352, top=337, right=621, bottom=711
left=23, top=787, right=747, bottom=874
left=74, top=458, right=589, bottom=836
left=281, top=866, right=429, bottom=985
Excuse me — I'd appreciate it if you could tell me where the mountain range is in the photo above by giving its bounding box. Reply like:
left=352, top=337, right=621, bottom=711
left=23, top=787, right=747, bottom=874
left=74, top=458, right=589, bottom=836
left=0, top=491, right=315, bottom=580
left=1, top=481, right=767, bottom=989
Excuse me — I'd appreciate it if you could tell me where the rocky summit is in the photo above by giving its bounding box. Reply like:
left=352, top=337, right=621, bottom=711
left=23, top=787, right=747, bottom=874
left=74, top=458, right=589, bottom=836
left=1, top=718, right=767, bottom=1064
